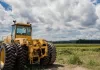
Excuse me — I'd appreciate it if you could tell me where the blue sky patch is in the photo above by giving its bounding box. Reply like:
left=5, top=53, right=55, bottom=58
left=97, top=0, right=100, bottom=3
left=0, top=1, right=12, bottom=11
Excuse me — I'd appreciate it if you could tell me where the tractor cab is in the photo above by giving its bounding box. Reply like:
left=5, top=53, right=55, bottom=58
left=11, top=22, right=32, bottom=41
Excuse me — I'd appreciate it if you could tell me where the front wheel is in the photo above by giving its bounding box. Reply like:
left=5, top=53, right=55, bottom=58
left=0, top=44, right=16, bottom=70
left=14, top=44, right=28, bottom=70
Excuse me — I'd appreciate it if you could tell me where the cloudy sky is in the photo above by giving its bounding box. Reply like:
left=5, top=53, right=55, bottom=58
left=0, top=0, right=100, bottom=41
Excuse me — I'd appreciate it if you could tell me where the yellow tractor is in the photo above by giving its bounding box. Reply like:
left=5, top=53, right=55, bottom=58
left=0, top=21, right=56, bottom=70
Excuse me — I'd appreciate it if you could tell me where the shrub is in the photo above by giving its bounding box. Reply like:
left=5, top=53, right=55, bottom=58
left=93, top=48, right=100, bottom=52
left=87, top=60, right=98, bottom=66
left=67, top=55, right=83, bottom=65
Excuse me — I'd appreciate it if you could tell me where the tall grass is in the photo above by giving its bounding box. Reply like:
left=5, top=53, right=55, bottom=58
left=56, top=44, right=100, bottom=70
left=67, top=55, right=83, bottom=65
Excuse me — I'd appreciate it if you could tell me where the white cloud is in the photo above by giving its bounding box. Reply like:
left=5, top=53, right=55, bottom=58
left=96, top=4, right=100, bottom=30
left=0, top=4, right=13, bottom=39
left=0, top=0, right=99, bottom=41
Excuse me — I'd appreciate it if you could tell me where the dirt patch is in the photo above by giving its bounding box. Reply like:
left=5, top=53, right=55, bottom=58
left=27, top=63, right=89, bottom=70
left=58, top=65, right=89, bottom=70
left=47, top=64, right=89, bottom=70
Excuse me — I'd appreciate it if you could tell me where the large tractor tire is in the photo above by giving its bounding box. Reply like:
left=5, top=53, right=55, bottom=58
left=0, top=44, right=16, bottom=70
left=15, top=44, right=28, bottom=70
left=40, top=43, right=56, bottom=65
left=48, top=43, right=56, bottom=64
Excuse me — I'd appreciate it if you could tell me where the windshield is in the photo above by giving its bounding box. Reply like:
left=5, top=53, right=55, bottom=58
left=16, top=26, right=31, bottom=36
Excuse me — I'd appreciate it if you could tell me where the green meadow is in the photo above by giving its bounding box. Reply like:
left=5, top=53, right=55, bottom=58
left=55, top=44, right=100, bottom=70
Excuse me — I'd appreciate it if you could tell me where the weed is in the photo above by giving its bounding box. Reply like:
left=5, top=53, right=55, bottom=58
left=87, top=60, right=98, bottom=66
left=92, top=48, right=100, bottom=52
left=67, top=55, right=83, bottom=65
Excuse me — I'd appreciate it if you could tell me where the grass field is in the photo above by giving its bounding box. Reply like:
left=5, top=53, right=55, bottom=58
left=55, top=44, right=100, bottom=70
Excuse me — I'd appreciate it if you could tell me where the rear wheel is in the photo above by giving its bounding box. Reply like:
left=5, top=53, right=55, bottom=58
left=48, top=43, right=56, bottom=64
left=0, top=44, right=16, bottom=70
left=40, top=43, right=56, bottom=65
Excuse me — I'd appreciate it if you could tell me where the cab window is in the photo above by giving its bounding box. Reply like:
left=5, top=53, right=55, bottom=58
left=16, top=26, right=31, bottom=36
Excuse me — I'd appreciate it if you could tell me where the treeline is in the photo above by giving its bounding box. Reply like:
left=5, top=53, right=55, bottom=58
left=52, top=39, right=100, bottom=44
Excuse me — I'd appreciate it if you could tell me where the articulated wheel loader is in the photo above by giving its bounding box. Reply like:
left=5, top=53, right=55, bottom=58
left=0, top=21, right=56, bottom=70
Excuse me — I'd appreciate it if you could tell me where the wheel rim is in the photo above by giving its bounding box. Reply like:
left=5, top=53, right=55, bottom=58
left=0, top=47, right=5, bottom=69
